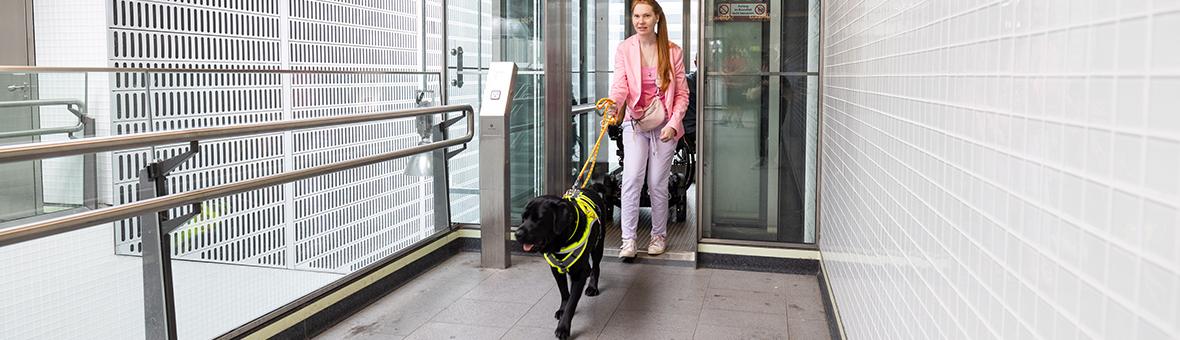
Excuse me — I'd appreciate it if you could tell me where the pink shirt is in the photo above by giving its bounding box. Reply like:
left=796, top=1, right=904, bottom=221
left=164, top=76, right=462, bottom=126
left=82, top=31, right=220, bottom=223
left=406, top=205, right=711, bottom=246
left=635, top=66, right=661, bottom=110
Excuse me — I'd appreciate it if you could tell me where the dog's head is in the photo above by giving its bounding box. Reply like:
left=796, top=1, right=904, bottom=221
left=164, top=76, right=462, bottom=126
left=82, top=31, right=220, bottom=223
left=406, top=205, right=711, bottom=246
left=514, top=195, right=577, bottom=253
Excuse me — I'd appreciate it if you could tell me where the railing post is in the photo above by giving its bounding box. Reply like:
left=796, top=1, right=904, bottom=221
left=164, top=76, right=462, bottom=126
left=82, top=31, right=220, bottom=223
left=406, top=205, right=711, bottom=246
left=139, top=141, right=202, bottom=340
left=138, top=167, right=178, bottom=340
left=82, top=114, right=98, bottom=210
left=479, top=62, right=518, bottom=269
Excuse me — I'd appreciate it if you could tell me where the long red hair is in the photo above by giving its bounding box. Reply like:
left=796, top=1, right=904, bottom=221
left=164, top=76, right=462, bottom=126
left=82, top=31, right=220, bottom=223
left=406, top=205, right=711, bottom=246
left=632, top=0, right=672, bottom=91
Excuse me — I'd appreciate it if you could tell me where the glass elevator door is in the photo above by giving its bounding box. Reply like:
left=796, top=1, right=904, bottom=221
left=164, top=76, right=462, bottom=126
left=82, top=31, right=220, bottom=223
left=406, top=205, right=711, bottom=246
left=699, top=0, right=820, bottom=244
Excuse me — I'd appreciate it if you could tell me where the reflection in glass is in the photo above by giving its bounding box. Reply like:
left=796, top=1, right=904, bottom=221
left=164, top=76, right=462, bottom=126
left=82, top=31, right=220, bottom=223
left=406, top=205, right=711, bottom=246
left=509, top=74, right=545, bottom=224
left=0, top=72, right=93, bottom=224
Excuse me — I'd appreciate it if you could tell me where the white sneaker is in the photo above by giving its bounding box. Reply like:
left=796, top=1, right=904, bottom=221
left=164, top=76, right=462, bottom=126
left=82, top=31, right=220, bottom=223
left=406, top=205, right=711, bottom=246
left=619, top=239, right=637, bottom=258
left=648, top=235, right=666, bottom=255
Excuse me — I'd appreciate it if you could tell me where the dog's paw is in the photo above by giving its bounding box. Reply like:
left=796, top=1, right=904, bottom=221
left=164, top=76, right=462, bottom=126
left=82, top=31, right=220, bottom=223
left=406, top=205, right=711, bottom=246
left=584, top=286, right=600, bottom=296
left=554, top=309, right=564, bottom=320
left=555, top=325, right=570, bottom=340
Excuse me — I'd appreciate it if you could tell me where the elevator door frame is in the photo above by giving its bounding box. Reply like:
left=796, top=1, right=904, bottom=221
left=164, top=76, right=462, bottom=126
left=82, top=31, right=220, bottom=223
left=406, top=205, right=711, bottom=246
left=694, top=0, right=822, bottom=250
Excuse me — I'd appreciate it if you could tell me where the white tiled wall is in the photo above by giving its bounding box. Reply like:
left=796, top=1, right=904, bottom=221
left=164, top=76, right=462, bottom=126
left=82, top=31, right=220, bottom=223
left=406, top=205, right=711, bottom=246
left=820, top=1, right=1180, bottom=339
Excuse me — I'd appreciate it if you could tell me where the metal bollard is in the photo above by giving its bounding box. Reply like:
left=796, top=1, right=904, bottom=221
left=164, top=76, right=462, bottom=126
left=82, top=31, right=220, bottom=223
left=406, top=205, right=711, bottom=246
left=478, top=62, right=518, bottom=269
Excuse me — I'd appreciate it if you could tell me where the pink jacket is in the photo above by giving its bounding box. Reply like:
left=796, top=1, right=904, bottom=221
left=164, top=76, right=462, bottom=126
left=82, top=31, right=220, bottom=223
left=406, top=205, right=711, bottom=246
left=609, top=35, right=690, bottom=140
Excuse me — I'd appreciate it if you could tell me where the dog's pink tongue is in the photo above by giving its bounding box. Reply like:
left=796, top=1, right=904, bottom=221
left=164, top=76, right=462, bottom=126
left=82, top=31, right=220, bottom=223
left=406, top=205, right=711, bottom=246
left=522, top=243, right=534, bottom=252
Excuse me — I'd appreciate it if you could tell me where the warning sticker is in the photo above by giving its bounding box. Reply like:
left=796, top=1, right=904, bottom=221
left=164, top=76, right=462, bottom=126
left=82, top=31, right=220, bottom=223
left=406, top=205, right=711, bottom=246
left=715, top=2, right=769, bottom=22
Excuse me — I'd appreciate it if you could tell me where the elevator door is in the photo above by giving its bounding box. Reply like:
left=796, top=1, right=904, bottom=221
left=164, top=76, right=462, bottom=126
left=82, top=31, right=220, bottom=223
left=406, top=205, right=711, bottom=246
left=699, top=0, right=819, bottom=244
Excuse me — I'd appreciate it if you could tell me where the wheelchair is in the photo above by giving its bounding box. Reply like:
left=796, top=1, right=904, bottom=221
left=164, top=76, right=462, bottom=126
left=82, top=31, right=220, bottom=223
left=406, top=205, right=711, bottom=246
left=601, top=117, right=697, bottom=223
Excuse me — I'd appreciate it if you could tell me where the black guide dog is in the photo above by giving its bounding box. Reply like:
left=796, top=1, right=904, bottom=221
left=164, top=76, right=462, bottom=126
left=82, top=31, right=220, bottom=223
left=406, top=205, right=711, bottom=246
left=515, top=184, right=610, bottom=340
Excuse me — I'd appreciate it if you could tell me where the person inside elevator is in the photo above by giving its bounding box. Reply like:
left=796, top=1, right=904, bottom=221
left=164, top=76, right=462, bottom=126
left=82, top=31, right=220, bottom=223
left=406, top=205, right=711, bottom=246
left=601, top=0, right=689, bottom=258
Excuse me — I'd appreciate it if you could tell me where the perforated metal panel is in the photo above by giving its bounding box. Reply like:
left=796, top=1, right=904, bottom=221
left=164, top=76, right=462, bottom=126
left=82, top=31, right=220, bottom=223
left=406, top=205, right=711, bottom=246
left=109, top=0, right=442, bottom=273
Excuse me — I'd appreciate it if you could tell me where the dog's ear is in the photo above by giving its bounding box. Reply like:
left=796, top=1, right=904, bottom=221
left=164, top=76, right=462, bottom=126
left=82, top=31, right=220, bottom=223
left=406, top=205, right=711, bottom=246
left=551, top=199, right=575, bottom=237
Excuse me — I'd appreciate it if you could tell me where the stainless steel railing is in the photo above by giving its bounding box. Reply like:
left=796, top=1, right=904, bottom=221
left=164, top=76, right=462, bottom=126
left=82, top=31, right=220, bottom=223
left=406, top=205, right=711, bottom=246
left=0, top=66, right=448, bottom=109
left=0, top=104, right=473, bottom=246
left=571, top=103, right=597, bottom=115
left=0, top=104, right=472, bottom=340
left=0, top=99, right=91, bottom=139
left=0, top=66, right=464, bottom=340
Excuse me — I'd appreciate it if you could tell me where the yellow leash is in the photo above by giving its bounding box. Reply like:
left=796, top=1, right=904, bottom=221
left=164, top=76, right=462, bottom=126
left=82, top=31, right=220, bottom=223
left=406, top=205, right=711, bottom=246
left=571, top=98, right=621, bottom=190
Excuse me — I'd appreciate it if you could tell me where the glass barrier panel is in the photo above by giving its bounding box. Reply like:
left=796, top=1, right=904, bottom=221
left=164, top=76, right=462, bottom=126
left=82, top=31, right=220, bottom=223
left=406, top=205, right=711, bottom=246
left=0, top=223, right=147, bottom=339
left=0, top=71, right=96, bottom=224
left=444, top=0, right=488, bottom=224
left=132, top=71, right=454, bottom=337
left=0, top=70, right=461, bottom=338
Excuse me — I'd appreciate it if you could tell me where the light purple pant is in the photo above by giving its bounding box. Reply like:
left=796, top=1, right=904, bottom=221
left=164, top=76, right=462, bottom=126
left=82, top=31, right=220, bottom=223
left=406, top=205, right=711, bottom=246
left=620, top=121, right=676, bottom=241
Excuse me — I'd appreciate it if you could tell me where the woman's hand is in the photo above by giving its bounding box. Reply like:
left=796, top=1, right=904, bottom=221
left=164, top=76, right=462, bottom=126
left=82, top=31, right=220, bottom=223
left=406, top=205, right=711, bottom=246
left=597, top=98, right=622, bottom=126
left=603, top=109, right=623, bottom=126
left=659, top=126, right=676, bottom=142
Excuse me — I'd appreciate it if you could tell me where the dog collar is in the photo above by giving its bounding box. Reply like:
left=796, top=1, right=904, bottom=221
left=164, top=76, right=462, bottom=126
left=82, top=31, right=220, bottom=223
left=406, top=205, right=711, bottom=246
left=544, top=192, right=599, bottom=274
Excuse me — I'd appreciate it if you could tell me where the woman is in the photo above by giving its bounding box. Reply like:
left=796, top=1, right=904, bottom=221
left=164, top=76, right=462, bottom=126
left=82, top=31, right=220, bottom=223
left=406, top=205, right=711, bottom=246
left=605, top=0, right=689, bottom=258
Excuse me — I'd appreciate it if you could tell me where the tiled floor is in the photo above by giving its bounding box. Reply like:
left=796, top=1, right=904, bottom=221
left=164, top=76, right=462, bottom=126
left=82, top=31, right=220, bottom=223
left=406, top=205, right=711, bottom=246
left=316, top=252, right=833, bottom=340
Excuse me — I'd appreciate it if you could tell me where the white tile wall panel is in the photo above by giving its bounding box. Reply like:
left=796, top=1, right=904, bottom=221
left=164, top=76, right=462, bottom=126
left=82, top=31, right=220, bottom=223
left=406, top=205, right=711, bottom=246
left=820, top=1, right=1180, bottom=339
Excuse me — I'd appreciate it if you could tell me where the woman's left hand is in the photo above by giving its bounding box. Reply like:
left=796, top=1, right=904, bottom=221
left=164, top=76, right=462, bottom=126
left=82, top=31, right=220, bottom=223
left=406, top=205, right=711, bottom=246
left=659, top=126, right=676, bottom=142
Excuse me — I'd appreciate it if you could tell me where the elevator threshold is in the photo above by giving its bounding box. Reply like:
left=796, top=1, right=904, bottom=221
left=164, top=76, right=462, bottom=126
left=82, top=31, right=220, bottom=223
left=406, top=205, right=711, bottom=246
left=603, top=207, right=697, bottom=264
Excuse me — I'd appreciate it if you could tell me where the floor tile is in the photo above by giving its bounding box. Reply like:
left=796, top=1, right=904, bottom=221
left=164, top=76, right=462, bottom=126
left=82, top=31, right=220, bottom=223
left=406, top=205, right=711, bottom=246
left=787, top=317, right=833, bottom=340
left=783, top=276, right=827, bottom=323
left=617, top=286, right=706, bottom=313
left=502, top=325, right=568, bottom=340
left=323, top=271, right=474, bottom=336
left=317, top=253, right=835, bottom=340
left=709, top=269, right=793, bottom=293
left=603, top=308, right=700, bottom=331
left=415, top=254, right=496, bottom=284
left=403, top=322, right=508, bottom=340
left=628, top=274, right=711, bottom=296
left=461, top=265, right=555, bottom=304
left=703, top=287, right=789, bottom=315
left=698, top=308, right=789, bottom=335
left=694, top=324, right=787, bottom=340
left=516, top=279, right=628, bottom=335
left=431, top=298, right=532, bottom=327
left=786, top=302, right=827, bottom=322
left=598, top=324, right=696, bottom=340
left=315, top=321, right=406, bottom=340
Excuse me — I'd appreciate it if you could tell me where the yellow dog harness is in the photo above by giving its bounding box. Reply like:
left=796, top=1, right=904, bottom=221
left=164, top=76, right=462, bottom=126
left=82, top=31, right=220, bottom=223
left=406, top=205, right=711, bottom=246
left=543, top=98, right=616, bottom=274
left=543, top=191, right=600, bottom=274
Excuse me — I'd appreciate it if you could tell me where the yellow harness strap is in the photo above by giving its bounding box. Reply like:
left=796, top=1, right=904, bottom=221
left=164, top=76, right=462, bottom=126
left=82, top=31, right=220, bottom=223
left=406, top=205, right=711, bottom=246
left=543, top=192, right=599, bottom=274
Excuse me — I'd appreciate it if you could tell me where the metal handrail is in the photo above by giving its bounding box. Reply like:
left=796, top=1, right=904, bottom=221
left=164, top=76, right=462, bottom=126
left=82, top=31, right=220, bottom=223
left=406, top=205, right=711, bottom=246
left=0, top=104, right=474, bottom=247
left=571, top=104, right=597, bottom=115
left=0, top=99, right=89, bottom=139
left=0, top=66, right=447, bottom=112
left=0, top=104, right=467, bottom=164
left=0, top=65, right=440, bottom=75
